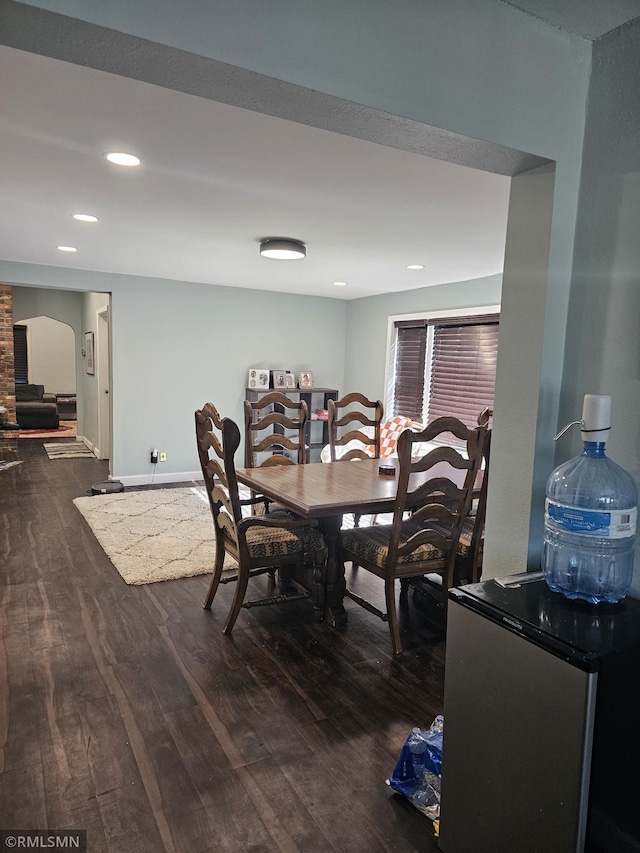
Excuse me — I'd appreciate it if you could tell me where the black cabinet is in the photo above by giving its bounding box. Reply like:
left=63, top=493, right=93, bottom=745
left=245, top=387, right=338, bottom=462
left=439, top=579, right=640, bottom=853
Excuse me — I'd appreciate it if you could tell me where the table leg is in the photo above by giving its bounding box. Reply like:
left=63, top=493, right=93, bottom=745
left=321, top=515, right=348, bottom=628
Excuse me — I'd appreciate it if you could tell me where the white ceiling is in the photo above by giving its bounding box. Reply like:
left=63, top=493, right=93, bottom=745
left=0, top=46, right=512, bottom=301
left=3, top=1, right=640, bottom=301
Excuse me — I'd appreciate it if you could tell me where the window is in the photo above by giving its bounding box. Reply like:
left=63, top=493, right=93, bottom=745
left=389, top=309, right=499, bottom=432
left=13, top=324, right=28, bottom=384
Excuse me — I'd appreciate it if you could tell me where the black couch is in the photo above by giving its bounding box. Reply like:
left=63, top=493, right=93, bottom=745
left=15, top=384, right=60, bottom=430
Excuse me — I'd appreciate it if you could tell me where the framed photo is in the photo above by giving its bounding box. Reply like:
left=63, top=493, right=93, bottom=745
left=272, top=369, right=287, bottom=389
left=298, top=370, right=313, bottom=389
left=85, top=331, right=95, bottom=375
left=284, top=372, right=296, bottom=389
left=248, top=368, right=270, bottom=389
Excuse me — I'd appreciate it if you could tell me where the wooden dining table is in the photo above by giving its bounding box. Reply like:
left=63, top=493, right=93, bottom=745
left=236, top=457, right=475, bottom=626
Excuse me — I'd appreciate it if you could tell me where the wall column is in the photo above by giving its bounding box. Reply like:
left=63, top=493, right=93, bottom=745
left=0, top=284, right=19, bottom=452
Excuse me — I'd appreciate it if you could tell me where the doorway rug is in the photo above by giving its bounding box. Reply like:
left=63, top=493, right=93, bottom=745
left=20, top=420, right=77, bottom=439
left=72, top=486, right=235, bottom=585
left=44, top=441, right=95, bottom=459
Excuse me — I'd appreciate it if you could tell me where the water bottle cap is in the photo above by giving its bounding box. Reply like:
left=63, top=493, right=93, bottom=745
left=581, top=394, right=611, bottom=443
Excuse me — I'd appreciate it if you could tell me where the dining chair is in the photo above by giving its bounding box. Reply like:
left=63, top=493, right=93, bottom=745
left=328, top=392, right=384, bottom=535
left=195, top=402, right=325, bottom=634
left=338, top=416, right=488, bottom=654
left=244, top=390, right=308, bottom=468
left=327, top=392, right=383, bottom=462
left=455, top=408, right=493, bottom=583
left=244, top=390, right=308, bottom=516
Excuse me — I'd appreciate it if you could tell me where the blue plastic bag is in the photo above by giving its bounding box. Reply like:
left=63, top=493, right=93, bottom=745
left=387, top=715, right=443, bottom=818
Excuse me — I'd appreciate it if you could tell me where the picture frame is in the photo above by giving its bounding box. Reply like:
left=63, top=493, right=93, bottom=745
left=272, top=369, right=287, bottom=389
left=85, top=331, right=95, bottom=375
left=284, top=372, right=296, bottom=389
left=298, top=370, right=313, bottom=389
left=247, top=368, right=270, bottom=389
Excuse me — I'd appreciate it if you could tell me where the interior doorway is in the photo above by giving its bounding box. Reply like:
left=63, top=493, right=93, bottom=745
left=96, top=306, right=110, bottom=461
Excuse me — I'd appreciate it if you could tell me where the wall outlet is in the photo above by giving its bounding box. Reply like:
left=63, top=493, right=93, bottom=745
left=150, top=449, right=158, bottom=464
left=159, top=451, right=167, bottom=462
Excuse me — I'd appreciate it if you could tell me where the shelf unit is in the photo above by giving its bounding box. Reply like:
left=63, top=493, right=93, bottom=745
left=245, top=387, right=338, bottom=463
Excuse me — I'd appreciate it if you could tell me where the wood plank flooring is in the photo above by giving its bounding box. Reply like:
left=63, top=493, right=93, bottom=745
left=1, top=439, right=446, bottom=852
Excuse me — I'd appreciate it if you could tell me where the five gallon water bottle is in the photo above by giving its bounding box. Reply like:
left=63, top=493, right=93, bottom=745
left=543, top=395, right=637, bottom=604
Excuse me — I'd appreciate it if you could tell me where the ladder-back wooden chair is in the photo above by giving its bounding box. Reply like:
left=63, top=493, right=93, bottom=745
left=244, top=391, right=308, bottom=468
left=455, top=408, right=492, bottom=583
left=327, top=392, right=383, bottom=462
left=328, top=392, right=384, bottom=532
left=244, top=391, right=308, bottom=516
left=195, top=402, right=325, bottom=634
left=338, top=417, right=488, bottom=654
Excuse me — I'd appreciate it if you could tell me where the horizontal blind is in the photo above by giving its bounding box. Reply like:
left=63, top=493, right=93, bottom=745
left=392, top=321, right=427, bottom=422
left=426, top=318, right=499, bottom=439
left=13, top=324, right=28, bottom=384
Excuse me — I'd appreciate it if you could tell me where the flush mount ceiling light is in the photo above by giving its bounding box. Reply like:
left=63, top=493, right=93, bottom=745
left=406, top=264, right=425, bottom=270
left=105, top=151, right=141, bottom=167
left=57, top=245, right=77, bottom=252
left=73, top=213, right=98, bottom=222
left=260, top=239, right=306, bottom=260
left=332, top=281, right=348, bottom=287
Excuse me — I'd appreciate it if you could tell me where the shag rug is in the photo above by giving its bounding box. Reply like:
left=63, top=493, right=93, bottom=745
left=20, top=420, right=77, bottom=439
left=44, top=441, right=94, bottom=459
left=73, top=486, right=234, bottom=585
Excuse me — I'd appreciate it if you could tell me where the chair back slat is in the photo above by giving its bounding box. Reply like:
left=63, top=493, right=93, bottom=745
left=247, top=411, right=302, bottom=432
left=251, top=434, right=303, bottom=454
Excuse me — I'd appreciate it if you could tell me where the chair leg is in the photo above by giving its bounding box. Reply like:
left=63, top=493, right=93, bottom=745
left=223, top=568, right=249, bottom=635
left=203, top=544, right=226, bottom=609
left=385, top=576, right=403, bottom=655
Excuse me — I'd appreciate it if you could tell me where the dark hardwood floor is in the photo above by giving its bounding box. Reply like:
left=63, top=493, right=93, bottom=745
left=1, top=439, right=446, bottom=852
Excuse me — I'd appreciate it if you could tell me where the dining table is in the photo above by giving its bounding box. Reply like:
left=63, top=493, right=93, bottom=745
left=236, top=457, right=478, bottom=627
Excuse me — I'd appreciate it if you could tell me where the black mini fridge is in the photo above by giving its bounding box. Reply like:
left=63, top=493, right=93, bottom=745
left=438, top=576, right=640, bottom=853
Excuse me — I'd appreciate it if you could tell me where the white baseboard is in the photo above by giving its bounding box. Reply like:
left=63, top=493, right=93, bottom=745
left=114, top=469, right=203, bottom=487
left=77, top=434, right=98, bottom=457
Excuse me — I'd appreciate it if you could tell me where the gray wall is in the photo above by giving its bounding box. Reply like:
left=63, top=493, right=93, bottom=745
left=344, top=274, right=503, bottom=403
left=7, top=1, right=640, bottom=584
left=5, top=267, right=347, bottom=483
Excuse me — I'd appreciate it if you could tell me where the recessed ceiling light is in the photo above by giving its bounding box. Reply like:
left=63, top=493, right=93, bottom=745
left=259, top=239, right=306, bottom=260
left=406, top=264, right=425, bottom=270
left=57, top=246, right=77, bottom=253
left=332, top=281, right=348, bottom=287
left=105, top=152, right=141, bottom=167
left=72, top=213, right=98, bottom=223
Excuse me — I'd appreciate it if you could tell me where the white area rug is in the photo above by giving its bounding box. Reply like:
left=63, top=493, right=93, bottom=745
left=73, top=486, right=234, bottom=585
left=45, top=440, right=94, bottom=459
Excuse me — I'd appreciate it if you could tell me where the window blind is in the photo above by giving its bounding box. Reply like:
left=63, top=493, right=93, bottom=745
left=392, top=320, right=427, bottom=422
left=426, top=315, right=500, bottom=431
left=13, top=324, right=28, bottom=384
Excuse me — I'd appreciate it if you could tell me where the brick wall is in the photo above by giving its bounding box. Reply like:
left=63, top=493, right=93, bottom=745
left=0, top=284, right=16, bottom=427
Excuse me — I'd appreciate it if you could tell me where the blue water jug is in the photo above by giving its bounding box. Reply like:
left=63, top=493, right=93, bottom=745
left=543, top=395, right=637, bottom=604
